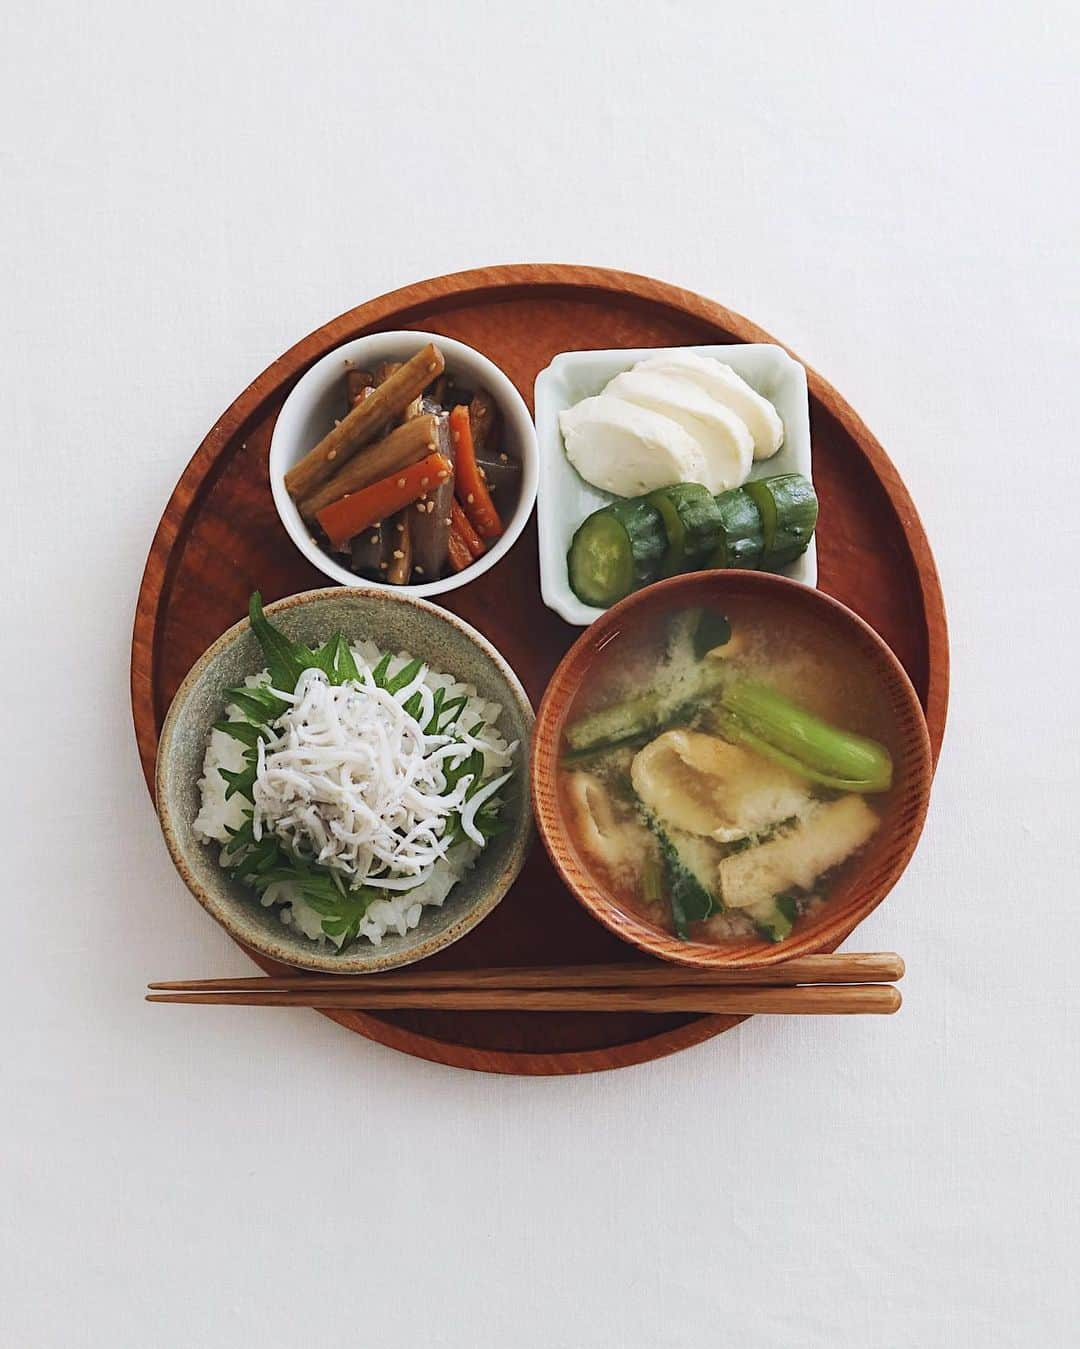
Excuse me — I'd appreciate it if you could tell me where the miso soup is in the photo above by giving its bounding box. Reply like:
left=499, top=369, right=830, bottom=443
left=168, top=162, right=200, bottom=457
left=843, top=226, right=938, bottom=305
left=556, top=601, right=900, bottom=944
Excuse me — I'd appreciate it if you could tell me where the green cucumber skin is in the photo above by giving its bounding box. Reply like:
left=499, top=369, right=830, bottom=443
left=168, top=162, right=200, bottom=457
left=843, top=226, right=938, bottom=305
left=744, top=475, right=818, bottom=569
left=708, top=487, right=765, bottom=570
left=609, top=498, right=666, bottom=585
left=647, top=483, right=723, bottom=576
left=669, top=487, right=722, bottom=559
left=567, top=498, right=665, bottom=607
left=568, top=472, right=816, bottom=606
left=646, top=491, right=688, bottom=576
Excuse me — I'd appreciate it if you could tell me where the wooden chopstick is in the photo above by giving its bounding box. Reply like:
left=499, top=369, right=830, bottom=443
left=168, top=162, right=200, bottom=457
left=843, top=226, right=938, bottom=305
left=146, top=954, right=904, bottom=1016
left=148, top=952, right=904, bottom=993
left=146, top=984, right=900, bottom=1014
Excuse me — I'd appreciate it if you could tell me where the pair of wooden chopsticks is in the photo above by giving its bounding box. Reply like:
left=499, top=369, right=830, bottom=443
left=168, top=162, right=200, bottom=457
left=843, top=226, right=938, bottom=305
left=146, top=952, right=903, bottom=1015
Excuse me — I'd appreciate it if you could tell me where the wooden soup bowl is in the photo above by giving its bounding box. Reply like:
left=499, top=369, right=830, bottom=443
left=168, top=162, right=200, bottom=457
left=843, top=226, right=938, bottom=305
left=531, top=571, right=933, bottom=968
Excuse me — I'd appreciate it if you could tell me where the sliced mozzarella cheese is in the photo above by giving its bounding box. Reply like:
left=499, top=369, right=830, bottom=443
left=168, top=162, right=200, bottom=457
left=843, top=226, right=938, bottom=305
left=559, top=395, right=707, bottom=497
left=636, top=352, right=785, bottom=460
left=604, top=370, right=753, bottom=493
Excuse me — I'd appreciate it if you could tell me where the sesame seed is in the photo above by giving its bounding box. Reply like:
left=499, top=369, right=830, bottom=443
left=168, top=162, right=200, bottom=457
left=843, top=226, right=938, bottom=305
left=327, top=449, right=337, bottom=461
left=392, top=549, right=405, bottom=560
left=437, top=470, right=449, bottom=480
left=333, top=419, right=341, bottom=427
left=396, top=522, right=405, bottom=533
left=369, top=533, right=379, bottom=544
left=466, top=493, right=475, bottom=504
left=379, top=561, right=388, bottom=570
left=396, top=478, right=406, bottom=488
left=444, top=517, right=453, bottom=526
left=499, top=453, right=509, bottom=462
left=415, top=565, right=424, bottom=575
left=420, top=476, right=429, bottom=487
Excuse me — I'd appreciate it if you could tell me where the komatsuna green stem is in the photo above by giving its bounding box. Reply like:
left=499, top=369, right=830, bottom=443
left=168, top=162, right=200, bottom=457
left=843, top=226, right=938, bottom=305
left=717, top=679, right=893, bottom=793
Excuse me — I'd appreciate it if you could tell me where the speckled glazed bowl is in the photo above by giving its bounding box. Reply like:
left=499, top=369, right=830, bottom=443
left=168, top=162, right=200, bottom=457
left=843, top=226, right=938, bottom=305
left=156, top=587, right=534, bottom=973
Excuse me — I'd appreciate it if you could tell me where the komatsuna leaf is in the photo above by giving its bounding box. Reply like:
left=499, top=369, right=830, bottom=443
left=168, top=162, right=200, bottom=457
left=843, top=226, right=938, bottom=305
left=719, top=678, right=893, bottom=793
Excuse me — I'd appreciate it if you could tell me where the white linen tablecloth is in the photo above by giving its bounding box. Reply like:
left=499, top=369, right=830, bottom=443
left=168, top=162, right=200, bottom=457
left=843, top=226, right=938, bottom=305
left=2, top=1, right=1076, bottom=1345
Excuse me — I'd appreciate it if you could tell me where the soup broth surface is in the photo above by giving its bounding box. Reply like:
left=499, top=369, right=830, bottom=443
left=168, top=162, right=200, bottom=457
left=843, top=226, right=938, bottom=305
left=556, top=599, right=900, bottom=945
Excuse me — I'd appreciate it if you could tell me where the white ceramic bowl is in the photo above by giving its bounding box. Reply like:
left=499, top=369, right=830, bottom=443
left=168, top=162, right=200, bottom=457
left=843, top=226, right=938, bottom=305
left=270, top=331, right=538, bottom=599
left=534, top=344, right=816, bottom=626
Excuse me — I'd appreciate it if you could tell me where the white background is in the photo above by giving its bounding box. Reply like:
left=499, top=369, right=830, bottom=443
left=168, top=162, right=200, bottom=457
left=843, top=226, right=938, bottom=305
left=3, top=2, right=1077, bottom=1345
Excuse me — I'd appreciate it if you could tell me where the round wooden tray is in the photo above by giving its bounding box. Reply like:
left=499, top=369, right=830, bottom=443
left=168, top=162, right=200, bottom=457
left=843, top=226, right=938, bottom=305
left=131, top=264, right=948, bottom=1075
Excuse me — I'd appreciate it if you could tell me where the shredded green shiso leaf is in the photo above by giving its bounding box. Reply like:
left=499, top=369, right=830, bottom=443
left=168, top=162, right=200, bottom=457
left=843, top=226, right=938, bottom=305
left=215, top=593, right=510, bottom=949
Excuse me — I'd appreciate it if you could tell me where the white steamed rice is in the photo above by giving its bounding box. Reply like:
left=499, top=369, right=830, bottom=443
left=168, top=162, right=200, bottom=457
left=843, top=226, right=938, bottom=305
left=192, top=640, right=515, bottom=947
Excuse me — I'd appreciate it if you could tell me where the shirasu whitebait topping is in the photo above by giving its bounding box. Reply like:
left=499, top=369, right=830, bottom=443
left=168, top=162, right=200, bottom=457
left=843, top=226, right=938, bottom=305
left=251, top=666, right=512, bottom=891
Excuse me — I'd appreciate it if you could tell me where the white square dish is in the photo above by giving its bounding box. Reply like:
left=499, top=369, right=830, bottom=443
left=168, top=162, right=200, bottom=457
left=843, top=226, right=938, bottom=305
left=534, top=344, right=816, bottom=626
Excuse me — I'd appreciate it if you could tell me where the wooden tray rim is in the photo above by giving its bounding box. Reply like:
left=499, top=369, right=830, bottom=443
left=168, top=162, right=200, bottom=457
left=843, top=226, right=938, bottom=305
left=131, top=263, right=949, bottom=1076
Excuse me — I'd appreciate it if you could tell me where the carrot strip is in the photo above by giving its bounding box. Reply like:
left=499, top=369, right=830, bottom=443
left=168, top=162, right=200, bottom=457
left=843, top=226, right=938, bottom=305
left=448, top=404, right=503, bottom=541
left=284, top=343, right=444, bottom=501
left=315, top=451, right=452, bottom=550
left=299, top=415, right=439, bottom=521
left=450, top=498, right=485, bottom=560
left=446, top=527, right=472, bottom=573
